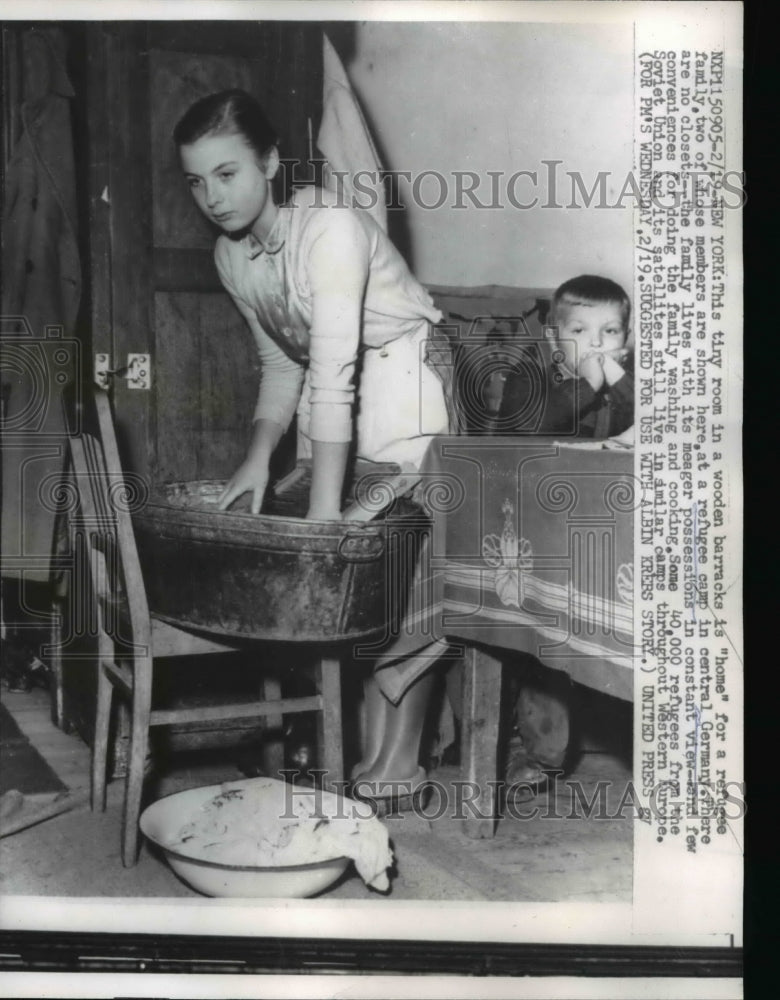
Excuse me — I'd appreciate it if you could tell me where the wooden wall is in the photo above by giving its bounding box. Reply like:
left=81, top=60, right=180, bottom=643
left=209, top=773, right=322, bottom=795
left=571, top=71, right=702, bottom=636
left=87, top=21, right=323, bottom=485
left=154, top=291, right=258, bottom=483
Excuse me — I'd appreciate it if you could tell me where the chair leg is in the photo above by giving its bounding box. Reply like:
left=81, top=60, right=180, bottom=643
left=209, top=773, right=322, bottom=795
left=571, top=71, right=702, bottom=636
left=462, top=645, right=502, bottom=839
left=261, top=674, right=285, bottom=778
left=91, top=654, right=114, bottom=812
left=122, top=653, right=153, bottom=867
left=48, top=599, right=65, bottom=729
left=315, top=657, right=343, bottom=792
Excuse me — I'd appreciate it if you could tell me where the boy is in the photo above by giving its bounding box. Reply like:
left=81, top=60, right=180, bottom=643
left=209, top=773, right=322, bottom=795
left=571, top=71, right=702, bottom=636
left=498, top=274, right=633, bottom=439
left=496, top=275, right=634, bottom=794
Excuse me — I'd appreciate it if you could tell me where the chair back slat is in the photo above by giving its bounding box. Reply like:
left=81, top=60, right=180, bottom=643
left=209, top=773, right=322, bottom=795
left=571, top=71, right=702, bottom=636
left=66, top=390, right=152, bottom=650
left=91, top=390, right=152, bottom=647
left=68, top=433, right=115, bottom=641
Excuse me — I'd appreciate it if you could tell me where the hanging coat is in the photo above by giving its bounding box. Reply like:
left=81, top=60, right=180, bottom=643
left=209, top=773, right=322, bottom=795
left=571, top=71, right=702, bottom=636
left=1, top=26, right=82, bottom=583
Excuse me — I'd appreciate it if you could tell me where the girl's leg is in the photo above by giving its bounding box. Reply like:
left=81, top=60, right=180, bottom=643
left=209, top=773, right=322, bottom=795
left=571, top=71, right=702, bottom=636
left=294, top=370, right=313, bottom=462
left=349, top=673, right=388, bottom=780
left=349, top=327, right=448, bottom=791
left=353, top=669, right=437, bottom=785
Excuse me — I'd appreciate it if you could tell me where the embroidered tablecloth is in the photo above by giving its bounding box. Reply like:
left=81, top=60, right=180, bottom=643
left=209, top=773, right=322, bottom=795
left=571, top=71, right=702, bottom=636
left=369, top=436, right=638, bottom=703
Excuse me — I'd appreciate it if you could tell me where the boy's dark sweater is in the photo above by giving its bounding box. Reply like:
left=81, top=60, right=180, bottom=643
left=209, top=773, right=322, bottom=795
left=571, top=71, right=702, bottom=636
left=498, top=362, right=634, bottom=439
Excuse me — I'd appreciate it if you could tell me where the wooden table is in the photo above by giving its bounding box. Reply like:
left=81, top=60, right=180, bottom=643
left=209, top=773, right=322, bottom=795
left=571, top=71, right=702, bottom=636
left=372, top=435, right=637, bottom=836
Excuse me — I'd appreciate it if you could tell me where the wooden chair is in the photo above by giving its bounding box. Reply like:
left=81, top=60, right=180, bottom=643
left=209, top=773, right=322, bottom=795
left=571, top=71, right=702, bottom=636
left=67, top=389, right=343, bottom=866
left=427, top=285, right=553, bottom=435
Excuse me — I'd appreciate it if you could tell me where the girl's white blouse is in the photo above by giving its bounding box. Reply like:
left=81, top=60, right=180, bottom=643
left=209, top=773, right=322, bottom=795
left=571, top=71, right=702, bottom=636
left=214, top=185, right=442, bottom=444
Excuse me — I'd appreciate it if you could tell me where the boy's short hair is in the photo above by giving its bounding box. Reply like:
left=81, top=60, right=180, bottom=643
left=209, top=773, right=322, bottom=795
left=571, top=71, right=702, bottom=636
left=551, top=275, right=631, bottom=329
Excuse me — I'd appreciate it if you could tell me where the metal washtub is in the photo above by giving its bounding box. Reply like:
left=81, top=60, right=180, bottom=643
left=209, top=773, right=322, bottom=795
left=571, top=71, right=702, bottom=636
left=132, top=475, right=427, bottom=643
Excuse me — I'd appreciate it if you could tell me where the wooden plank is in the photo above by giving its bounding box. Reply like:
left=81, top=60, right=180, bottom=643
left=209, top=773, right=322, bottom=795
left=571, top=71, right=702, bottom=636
left=260, top=675, right=285, bottom=778
left=148, top=24, right=323, bottom=232
left=315, top=657, right=343, bottom=790
left=104, top=24, right=155, bottom=482
left=462, top=644, right=503, bottom=839
left=3, top=692, right=91, bottom=789
left=147, top=21, right=290, bottom=59
left=153, top=248, right=222, bottom=293
left=198, top=292, right=259, bottom=480
left=259, top=24, right=323, bottom=196
left=150, top=695, right=322, bottom=727
left=85, top=24, right=114, bottom=374
left=149, top=48, right=257, bottom=250
left=153, top=292, right=201, bottom=483
left=2, top=27, right=23, bottom=166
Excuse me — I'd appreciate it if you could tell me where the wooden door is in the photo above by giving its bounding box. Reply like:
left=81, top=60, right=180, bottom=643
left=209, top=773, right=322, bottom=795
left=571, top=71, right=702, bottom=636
left=86, top=21, right=323, bottom=486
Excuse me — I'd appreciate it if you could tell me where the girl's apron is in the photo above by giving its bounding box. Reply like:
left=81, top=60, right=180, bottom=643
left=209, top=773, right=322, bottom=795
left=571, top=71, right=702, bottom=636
left=295, top=320, right=451, bottom=470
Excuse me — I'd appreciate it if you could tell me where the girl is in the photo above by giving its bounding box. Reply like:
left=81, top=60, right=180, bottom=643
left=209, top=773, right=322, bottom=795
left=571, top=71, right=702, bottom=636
left=174, top=89, right=447, bottom=800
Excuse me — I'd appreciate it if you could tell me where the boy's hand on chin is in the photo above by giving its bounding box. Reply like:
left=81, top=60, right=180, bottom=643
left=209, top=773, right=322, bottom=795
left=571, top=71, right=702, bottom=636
left=579, top=353, right=605, bottom=392
left=601, top=352, right=627, bottom=385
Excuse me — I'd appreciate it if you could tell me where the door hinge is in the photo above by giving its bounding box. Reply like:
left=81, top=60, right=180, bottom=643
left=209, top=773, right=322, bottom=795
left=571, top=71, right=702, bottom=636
left=94, top=353, right=152, bottom=390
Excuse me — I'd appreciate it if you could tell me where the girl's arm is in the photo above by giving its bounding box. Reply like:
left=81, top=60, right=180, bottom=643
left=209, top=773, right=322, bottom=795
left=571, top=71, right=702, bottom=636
left=308, top=440, right=350, bottom=520
left=219, top=417, right=285, bottom=514
left=214, top=242, right=304, bottom=512
left=305, top=208, right=370, bottom=519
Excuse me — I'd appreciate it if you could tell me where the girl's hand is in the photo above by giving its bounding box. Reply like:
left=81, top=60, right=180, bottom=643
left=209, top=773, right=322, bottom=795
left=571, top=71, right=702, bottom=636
left=218, top=455, right=270, bottom=514
left=218, top=417, right=284, bottom=514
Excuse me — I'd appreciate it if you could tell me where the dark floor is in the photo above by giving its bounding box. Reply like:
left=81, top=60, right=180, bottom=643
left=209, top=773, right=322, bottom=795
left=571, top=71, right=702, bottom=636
left=0, top=682, right=632, bottom=903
